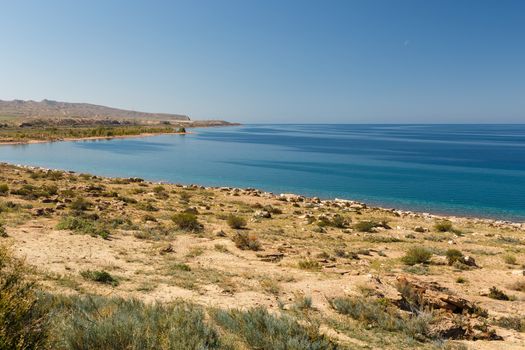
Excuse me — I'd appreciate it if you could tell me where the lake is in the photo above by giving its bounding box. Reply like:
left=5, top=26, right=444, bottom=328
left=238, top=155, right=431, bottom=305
left=1, top=124, right=524, bottom=221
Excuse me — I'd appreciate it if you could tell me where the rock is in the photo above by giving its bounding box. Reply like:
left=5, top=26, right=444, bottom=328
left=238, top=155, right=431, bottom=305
left=31, top=208, right=45, bottom=216
left=256, top=252, right=284, bottom=262
left=461, top=256, right=478, bottom=267
left=254, top=210, right=271, bottom=219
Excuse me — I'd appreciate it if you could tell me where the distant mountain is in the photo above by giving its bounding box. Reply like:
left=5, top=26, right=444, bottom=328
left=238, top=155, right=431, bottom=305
left=0, top=99, right=190, bottom=121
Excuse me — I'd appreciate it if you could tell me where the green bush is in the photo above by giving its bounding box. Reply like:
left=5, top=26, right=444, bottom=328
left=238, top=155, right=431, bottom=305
left=56, top=216, right=110, bottom=239
left=502, top=253, right=517, bottom=265
left=434, top=220, right=453, bottom=232
left=331, top=296, right=434, bottom=340
left=212, top=307, right=336, bottom=350
left=298, top=259, right=321, bottom=271
left=45, top=295, right=220, bottom=350
left=0, top=223, right=7, bottom=238
left=488, top=286, right=510, bottom=301
left=227, top=214, right=247, bottom=229
left=401, top=246, right=432, bottom=266
left=0, top=246, right=49, bottom=349
left=70, top=197, right=91, bottom=211
left=445, top=249, right=464, bottom=265
left=232, top=232, right=261, bottom=251
left=352, top=220, right=390, bottom=232
left=0, top=184, right=8, bottom=195
left=80, top=270, right=119, bottom=286
left=495, top=316, right=525, bottom=332
left=172, top=212, right=202, bottom=232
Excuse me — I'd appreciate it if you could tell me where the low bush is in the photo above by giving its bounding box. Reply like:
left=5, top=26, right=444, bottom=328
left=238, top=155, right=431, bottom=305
left=80, top=270, right=119, bottom=286
left=227, top=214, right=247, bottom=229
left=445, top=249, right=464, bottom=265
left=0, top=183, right=8, bottom=195
left=434, top=220, right=453, bottom=232
left=56, top=216, right=110, bottom=239
left=495, top=316, right=525, bottom=332
left=0, top=246, right=49, bottom=349
left=212, top=307, right=336, bottom=350
left=172, top=213, right=202, bottom=232
left=331, top=296, right=434, bottom=340
left=298, top=259, right=321, bottom=271
left=434, top=220, right=463, bottom=235
left=402, top=246, right=432, bottom=266
left=45, top=295, right=221, bottom=350
left=502, top=253, right=517, bottom=265
left=509, top=280, right=525, bottom=292
left=488, top=286, right=510, bottom=301
left=70, top=197, right=91, bottom=211
left=353, top=219, right=390, bottom=232
left=0, top=223, right=7, bottom=238
left=232, top=232, right=261, bottom=251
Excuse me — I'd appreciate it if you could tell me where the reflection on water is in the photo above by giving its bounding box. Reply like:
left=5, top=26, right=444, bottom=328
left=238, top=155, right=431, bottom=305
left=0, top=124, right=524, bottom=221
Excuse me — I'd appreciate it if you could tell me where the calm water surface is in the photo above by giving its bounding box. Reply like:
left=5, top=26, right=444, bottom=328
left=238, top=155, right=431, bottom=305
left=1, top=124, right=524, bottom=221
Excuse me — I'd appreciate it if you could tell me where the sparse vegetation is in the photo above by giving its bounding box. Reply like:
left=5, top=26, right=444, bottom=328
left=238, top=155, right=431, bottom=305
left=0, top=246, right=49, bottom=350
left=402, top=246, right=432, bottom=265
left=488, top=286, right=510, bottom=301
left=232, top=232, right=261, bottom=251
left=298, top=259, right=321, bottom=271
left=171, top=212, right=202, bottom=231
left=502, top=253, right=517, bottom=265
left=445, top=249, right=464, bottom=265
left=80, top=270, right=119, bottom=286
left=227, top=214, right=247, bottom=229
left=212, top=307, right=336, bottom=350
left=353, top=219, right=390, bottom=232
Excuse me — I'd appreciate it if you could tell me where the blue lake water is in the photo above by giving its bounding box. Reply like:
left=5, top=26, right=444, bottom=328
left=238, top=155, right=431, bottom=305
left=1, top=124, right=524, bottom=221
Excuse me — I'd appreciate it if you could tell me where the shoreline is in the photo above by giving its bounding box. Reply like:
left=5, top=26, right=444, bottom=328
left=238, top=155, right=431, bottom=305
left=4, top=162, right=524, bottom=230
left=0, top=131, right=191, bottom=145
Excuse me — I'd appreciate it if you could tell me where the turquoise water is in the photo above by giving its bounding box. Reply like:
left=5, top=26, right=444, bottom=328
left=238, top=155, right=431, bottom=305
left=1, top=124, right=524, bottom=221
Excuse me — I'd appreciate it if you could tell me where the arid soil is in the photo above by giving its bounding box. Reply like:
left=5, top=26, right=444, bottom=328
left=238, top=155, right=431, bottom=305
left=1, top=163, right=524, bottom=349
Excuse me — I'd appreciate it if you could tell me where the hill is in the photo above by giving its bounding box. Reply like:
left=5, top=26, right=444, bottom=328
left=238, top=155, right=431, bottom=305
left=0, top=99, right=190, bottom=121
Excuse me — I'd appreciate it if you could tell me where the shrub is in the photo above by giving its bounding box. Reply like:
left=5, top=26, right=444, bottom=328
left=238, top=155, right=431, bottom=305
left=445, top=249, right=464, bottom=265
left=293, top=295, right=313, bottom=310
left=171, top=263, right=191, bottom=272
left=402, top=246, right=432, bottom=266
left=56, top=216, right=109, bottom=239
left=331, top=296, right=435, bottom=339
left=456, top=276, right=467, bottom=284
left=495, top=316, right=525, bottom=332
left=0, top=246, right=49, bottom=349
left=298, top=259, right=320, bottom=271
left=70, top=197, right=91, bottom=211
left=153, top=185, right=165, bottom=193
left=0, top=184, right=8, bottom=195
left=0, top=223, right=7, bottom=238
left=212, top=307, right=336, bottom=350
left=434, top=220, right=453, bottom=232
left=46, top=295, right=220, bottom=350
left=172, top=213, right=201, bottom=232
left=232, top=232, right=261, bottom=251
left=227, top=214, right=247, bottom=229
left=502, top=253, right=517, bottom=265
left=353, top=220, right=390, bottom=232
left=509, top=280, right=525, bottom=292
left=80, top=270, right=119, bottom=286
left=488, top=286, right=509, bottom=301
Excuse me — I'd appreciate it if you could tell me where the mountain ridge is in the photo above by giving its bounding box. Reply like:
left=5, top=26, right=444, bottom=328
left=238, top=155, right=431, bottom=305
left=0, top=99, right=190, bottom=121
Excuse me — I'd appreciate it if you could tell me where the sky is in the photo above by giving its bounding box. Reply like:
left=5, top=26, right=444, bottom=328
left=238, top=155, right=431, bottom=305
left=0, top=0, right=524, bottom=123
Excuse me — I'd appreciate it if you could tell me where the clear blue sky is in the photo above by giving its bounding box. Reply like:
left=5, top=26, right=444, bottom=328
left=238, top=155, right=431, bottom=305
left=1, top=0, right=524, bottom=123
